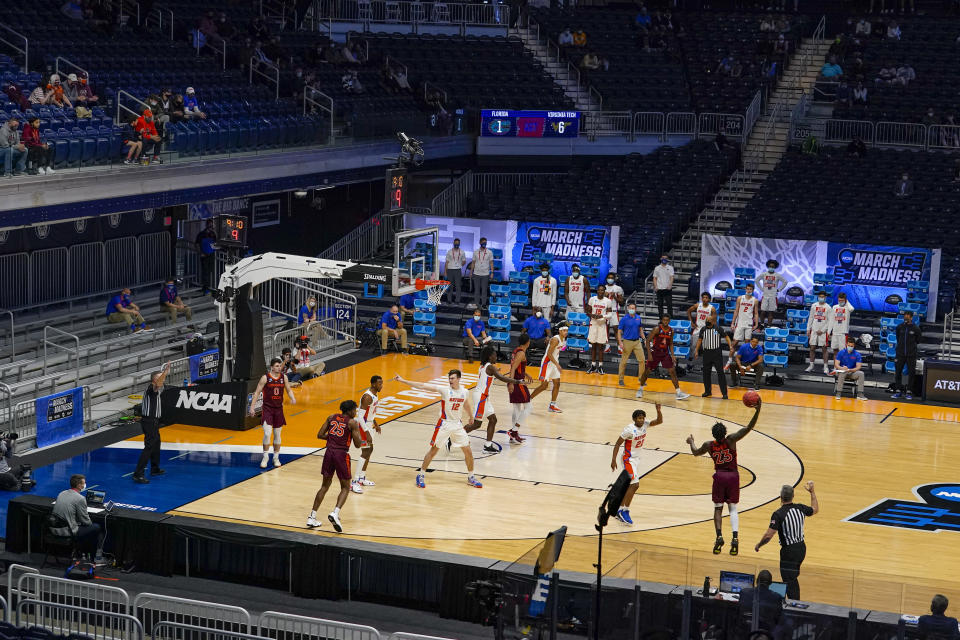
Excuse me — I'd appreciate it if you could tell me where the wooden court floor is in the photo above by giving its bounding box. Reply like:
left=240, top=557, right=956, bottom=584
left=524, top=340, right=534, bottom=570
left=160, top=354, right=960, bottom=611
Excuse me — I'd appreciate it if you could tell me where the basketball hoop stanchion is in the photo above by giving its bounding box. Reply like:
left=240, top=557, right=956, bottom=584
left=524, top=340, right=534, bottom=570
left=415, top=278, right=450, bottom=307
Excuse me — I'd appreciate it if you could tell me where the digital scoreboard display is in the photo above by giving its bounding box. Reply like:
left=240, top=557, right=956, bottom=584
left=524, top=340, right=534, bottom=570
left=480, top=109, right=580, bottom=138
left=384, top=166, right=408, bottom=213
left=217, top=214, right=248, bottom=247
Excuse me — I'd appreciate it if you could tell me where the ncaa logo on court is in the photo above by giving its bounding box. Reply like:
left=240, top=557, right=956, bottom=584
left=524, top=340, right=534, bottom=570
left=846, top=483, right=960, bottom=533
left=527, top=227, right=542, bottom=242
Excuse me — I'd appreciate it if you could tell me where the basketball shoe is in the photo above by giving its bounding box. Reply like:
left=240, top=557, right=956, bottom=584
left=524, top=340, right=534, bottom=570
left=306, top=516, right=321, bottom=528
left=483, top=443, right=498, bottom=453
left=618, top=508, right=634, bottom=525
left=508, top=429, right=525, bottom=444
left=350, top=481, right=364, bottom=494
left=548, top=403, right=562, bottom=413
left=729, top=538, right=739, bottom=556
left=713, top=535, right=724, bottom=554
left=468, top=476, right=483, bottom=488
left=416, top=472, right=425, bottom=488
left=327, top=511, right=343, bottom=533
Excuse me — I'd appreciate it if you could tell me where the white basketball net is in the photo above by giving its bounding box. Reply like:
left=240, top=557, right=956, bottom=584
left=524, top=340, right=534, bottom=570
left=420, top=281, right=449, bottom=307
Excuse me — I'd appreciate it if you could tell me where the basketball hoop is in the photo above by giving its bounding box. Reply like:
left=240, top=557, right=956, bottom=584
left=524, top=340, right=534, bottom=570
left=415, top=279, right=450, bottom=307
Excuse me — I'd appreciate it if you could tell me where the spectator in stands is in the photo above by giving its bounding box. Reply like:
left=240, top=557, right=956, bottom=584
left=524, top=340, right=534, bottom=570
left=123, top=118, right=143, bottom=165
left=522, top=310, right=551, bottom=352
left=280, top=347, right=304, bottom=385
left=52, top=474, right=102, bottom=556
left=265, top=35, right=288, bottom=67
left=183, top=87, right=206, bottom=119
left=70, top=73, right=98, bottom=107
left=853, top=81, right=868, bottom=105
left=774, top=33, right=788, bottom=57
left=218, top=12, right=236, bottom=40
left=835, top=79, right=852, bottom=106
left=653, top=255, right=674, bottom=319
left=5, top=83, right=30, bottom=112
left=0, top=433, right=21, bottom=490
left=714, top=130, right=731, bottom=152
left=160, top=89, right=184, bottom=124
left=894, top=172, right=914, bottom=197
left=299, top=295, right=329, bottom=341
left=635, top=7, right=651, bottom=30
left=146, top=94, right=167, bottom=135
left=306, top=42, right=329, bottom=66
left=875, top=63, right=896, bottom=85
left=919, top=595, right=960, bottom=640
left=134, top=108, right=163, bottom=165
left=760, top=14, right=777, bottom=32
left=737, top=570, right=783, bottom=633
left=468, top=237, right=494, bottom=310
left=248, top=15, right=270, bottom=41
left=887, top=20, right=901, bottom=40
left=341, top=70, right=364, bottom=94
left=732, top=336, right=764, bottom=389
left=573, top=29, right=587, bottom=47
left=855, top=17, right=872, bottom=36
left=379, top=303, right=408, bottom=352
left=199, top=10, right=222, bottom=45
left=819, top=56, right=843, bottom=79
left=160, top=278, right=192, bottom=324
left=48, top=74, right=72, bottom=108
left=294, top=335, right=325, bottom=378
left=892, top=310, right=921, bottom=400
left=196, top=219, right=217, bottom=294
left=847, top=135, right=867, bottom=158
left=28, top=80, right=50, bottom=106
left=580, top=52, right=601, bottom=71
left=0, top=117, right=27, bottom=178
left=342, top=42, right=361, bottom=65
left=923, top=108, right=939, bottom=127
left=61, top=0, right=84, bottom=20
left=897, top=63, right=916, bottom=87
left=252, top=39, right=272, bottom=66
left=717, top=53, right=737, bottom=76
left=463, top=311, right=489, bottom=363
left=558, top=27, right=574, bottom=46
left=833, top=337, right=867, bottom=400
left=106, top=288, right=151, bottom=333
left=23, top=117, right=55, bottom=176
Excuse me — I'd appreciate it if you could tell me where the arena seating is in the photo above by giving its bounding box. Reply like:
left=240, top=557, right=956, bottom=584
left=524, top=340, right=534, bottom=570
left=526, top=8, right=806, bottom=113
left=466, top=140, right=739, bottom=273
left=828, top=16, right=958, bottom=122
left=730, top=146, right=960, bottom=311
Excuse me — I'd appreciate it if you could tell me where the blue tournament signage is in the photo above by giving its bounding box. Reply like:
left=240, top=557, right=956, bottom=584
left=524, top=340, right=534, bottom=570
left=513, top=222, right=617, bottom=280
left=188, top=349, right=220, bottom=382
left=827, top=243, right=935, bottom=312
left=846, top=483, right=960, bottom=533
left=35, top=387, right=84, bottom=448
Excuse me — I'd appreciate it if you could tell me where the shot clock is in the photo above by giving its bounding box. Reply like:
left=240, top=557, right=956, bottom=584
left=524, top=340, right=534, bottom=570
left=384, top=167, right=408, bottom=213
left=480, top=109, right=581, bottom=138
left=216, top=214, right=248, bottom=247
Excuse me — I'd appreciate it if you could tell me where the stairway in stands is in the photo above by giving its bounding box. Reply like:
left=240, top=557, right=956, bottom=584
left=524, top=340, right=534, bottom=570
left=635, top=34, right=832, bottom=320
left=509, top=24, right=602, bottom=112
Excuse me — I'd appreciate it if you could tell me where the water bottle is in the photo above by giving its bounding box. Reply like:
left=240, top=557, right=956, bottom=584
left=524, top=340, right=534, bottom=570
left=703, top=576, right=711, bottom=596
left=183, top=378, right=189, bottom=388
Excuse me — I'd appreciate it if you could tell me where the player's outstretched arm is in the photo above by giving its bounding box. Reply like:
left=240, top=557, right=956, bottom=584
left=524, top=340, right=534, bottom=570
left=729, top=402, right=762, bottom=443
left=349, top=419, right=363, bottom=448
left=488, top=364, right=521, bottom=385
left=686, top=434, right=710, bottom=456
left=249, top=375, right=266, bottom=416
left=649, top=403, right=664, bottom=427
left=611, top=437, right=624, bottom=471
left=394, top=375, right=440, bottom=393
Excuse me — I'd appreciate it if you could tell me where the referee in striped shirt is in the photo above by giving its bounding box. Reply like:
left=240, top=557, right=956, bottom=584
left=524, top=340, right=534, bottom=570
left=133, top=362, right=171, bottom=484
left=755, top=481, right=819, bottom=599
left=694, top=318, right=732, bottom=398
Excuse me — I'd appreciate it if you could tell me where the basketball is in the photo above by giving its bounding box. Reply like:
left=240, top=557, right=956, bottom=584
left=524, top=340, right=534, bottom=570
left=742, top=390, right=761, bottom=408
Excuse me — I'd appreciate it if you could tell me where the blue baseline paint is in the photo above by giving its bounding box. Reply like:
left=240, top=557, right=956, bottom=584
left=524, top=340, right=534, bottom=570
left=0, top=447, right=306, bottom=537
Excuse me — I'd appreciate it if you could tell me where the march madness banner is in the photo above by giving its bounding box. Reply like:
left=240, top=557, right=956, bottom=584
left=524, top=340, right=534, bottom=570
left=35, top=387, right=85, bottom=448
left=700, top=235, right=941, bottom=315
left=403, top=213, right=619, bottom=280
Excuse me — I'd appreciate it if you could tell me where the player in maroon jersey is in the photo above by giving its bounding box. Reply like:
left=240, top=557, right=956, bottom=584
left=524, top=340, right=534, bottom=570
left=506, top=334, right=534, bottom=444
left=307, top=399, right=362, bottom=532
left=250, top=358, right=297, bottom=469
left=686, top=399, right=762, bottom=556
left=638, top=315, right=690, bottom=400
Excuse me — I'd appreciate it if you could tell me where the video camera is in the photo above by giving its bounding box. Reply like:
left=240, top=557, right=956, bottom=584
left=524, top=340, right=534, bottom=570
left=465, top=579, right=504, bottom=625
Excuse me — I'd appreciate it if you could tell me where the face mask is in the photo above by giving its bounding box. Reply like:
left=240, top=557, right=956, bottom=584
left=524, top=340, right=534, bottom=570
left=480, top=242, right=487, bottom=248
left=768, top=268, right=775, bottom=273
left=473, top=316, right=481, bottom=322
left=846, top=346, right=854, bottom=353
left=627, top=309, right=636, bottom=316
left=661, top=259, right=668, bottom=264
left=535, top=312, right=542, bottom=318
left=541, top=271, right=549, bottom=277
left=453, top=243, right=460, bottom=248
left=607, top=278, right=615, bottom=284
left=572, top=270, right=580, bottom=276
left=818, top=297, right=826, bottom=303
left=308, top=302, right=315, bottom=307
left=166, top=284, right=174, bottom=289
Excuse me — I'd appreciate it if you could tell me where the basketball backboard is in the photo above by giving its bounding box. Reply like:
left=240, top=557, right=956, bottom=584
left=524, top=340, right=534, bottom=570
left=394, top=226, right=439, bottom=295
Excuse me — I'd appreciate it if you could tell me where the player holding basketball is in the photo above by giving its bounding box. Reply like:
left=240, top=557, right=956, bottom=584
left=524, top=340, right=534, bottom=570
left=531, top=323, right=569, bottom=413
left=352, top=375, right=383, bottom=494
left=686, top=397, right=763, bottom=556
left=507, top=335, right=534, bottom=443
left=727, top=283, right=758, bottom=371
left=395, top=371, right=483, bottom=489
left=687, top=292, right=717, bottom=332
left=465, top=346, right=523, bottom=453
left=587, top=285, right=614, bottom=374
left=249, top=357, right=297, bottom=468
left=805, top=292, right=832, bottom=374
left=638, top=315, right=690, bottom=400
left=307, top=400, right=363, bottom=532
left=610, top=403, right=663, bottom=525
left=827, top=292, right=855, bottom=369
left=565, top=264, right=589, bottom=318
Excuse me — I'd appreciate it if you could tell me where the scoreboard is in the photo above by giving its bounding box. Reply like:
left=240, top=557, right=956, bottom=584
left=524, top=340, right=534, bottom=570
left=481, top=109, right=580, bottom=138
left=384, top=167, right=408, bottom=213
left=216, top=214, right=248, bottom=247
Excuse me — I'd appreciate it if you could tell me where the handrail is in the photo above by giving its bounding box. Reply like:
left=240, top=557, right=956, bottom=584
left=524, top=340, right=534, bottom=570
left=115, top=89, right=150, bottom=125
left=146, top=6, right=175, bottom=40
left=54, top=56, right=89, bottom=81
left=0, top=23, right=28, bottom=72
left=385, top=54, right=407, bottom=79
left=0, top=309, right=13, bottom=361
left=813, top=14, right=826, bottom=42
left=198, top=34, right=227, bottom=71
left=303, top=85, right=333, bottom=145
left=42, top=326, right=81, bottom=388
left=115, top=0, right=141, bottom=26
left=423, top=80, right=447, bottom=109
left=250, top=57, right=280, bottom=100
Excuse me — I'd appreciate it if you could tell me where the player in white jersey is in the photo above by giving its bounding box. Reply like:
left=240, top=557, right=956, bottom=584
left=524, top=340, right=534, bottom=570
left=805, top=293, right=832, bottom=374
left=587, top=285, right=615, bottom=374
left=687, top=292, right=717, bottom=331
left=395, top=371, right=482, bottom=489
left=755, top=259, right=788, bottom=327
left=465, top=346, right=523, bottom=454
left=727, top=283, right=759, bottom=369
left=609, top=404, right=663, bottom=525
left=531, top=264, right=558, bottom=320
left=565, top=265, right=590, bottom=316
left=531, top=323, right=569, bottom=413
left=604, top=273, right=624, bottom=351
left=351, top=375, right=383, bottom=494
left=828, top=291, right=855, bottom=361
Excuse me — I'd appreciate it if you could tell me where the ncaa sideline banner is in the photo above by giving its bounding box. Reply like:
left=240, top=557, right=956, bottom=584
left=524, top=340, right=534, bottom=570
left=700, top=235, right=941, bottom=316
left=161, top=381, right=254, bottom=430
left=35, top=387, right=84, bottom=448
left=404, top=213, right=619, bottom=280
